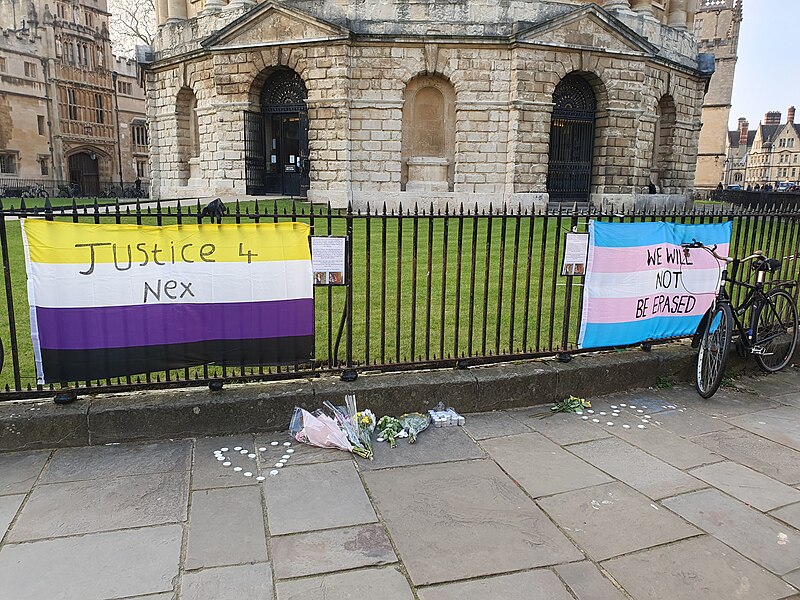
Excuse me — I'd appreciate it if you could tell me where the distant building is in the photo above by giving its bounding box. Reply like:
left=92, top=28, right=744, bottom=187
left=145, top=0, right=713, bottom=209
left=723, top=117, right=754, bottom=187
left=0, top=0, right=148, bottom=196
left=694, top=0, right=743, bottom=192
left=737, top=108, right=800, bottom=188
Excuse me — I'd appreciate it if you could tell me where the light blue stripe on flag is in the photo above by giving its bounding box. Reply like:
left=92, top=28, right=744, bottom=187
left=580, top=315, right=706, bottom=349
left=592, top=221, right=733, bottom=248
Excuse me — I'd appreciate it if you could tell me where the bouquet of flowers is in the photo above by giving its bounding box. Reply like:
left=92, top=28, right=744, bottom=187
left=288, top=395, right=374, bottom=459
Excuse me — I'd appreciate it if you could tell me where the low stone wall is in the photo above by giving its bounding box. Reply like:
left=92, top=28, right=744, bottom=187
left=0, top=343, right=700, bottom=452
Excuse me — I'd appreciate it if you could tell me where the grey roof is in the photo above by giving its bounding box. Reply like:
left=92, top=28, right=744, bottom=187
left=759, top=124, right=783, bottom=144
left=728, top=130, right=756, bottom=148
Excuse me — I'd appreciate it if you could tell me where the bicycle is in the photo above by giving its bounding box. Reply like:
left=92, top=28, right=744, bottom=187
left=682, top=241, right=799, bottom=398
left=21, top=183, right=49, bottom=199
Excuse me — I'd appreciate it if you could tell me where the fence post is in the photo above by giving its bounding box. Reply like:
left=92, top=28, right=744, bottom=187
left=341, top=202, right=357, bottom=382
left=0, top=201, right=21, bottom=390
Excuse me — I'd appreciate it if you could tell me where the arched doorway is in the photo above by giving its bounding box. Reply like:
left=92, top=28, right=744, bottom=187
left=68, top=151, right=99, bottom=196
left=547, top=74, right=597, bottom=204
left=244, top=68, right=309, bottom=197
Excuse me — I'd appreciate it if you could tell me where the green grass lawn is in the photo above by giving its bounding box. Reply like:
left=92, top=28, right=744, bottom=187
left=0, top=199, right=797, bottom=391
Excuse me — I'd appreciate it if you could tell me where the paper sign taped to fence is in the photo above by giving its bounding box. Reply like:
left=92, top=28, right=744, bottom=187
left=562, top=233, right=589, bottom=276
left=578, top=220, right=732, bottom=349
left=21, top=220, right=314, bottom=384
left=311, top=236, right=346, bottom=285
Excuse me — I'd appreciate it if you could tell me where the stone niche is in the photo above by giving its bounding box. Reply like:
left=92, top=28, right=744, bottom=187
left=401, top=75, right=456, bottom=193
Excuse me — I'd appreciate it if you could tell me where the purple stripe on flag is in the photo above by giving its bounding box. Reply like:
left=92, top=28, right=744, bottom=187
left=35, top=298, right=314, bottom=350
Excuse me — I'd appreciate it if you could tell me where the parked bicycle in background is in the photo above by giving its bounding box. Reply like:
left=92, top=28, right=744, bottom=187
left=21, top=183, right=50, bottom=199
left=682, top=241, right=798, bottom=398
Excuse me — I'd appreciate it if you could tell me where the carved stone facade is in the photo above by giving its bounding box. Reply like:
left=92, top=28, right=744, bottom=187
left=147, top=0, right=712, bottom=209
left=0, top=0, right=147, bottom=193
left=693, top=0, right=743, bottom=191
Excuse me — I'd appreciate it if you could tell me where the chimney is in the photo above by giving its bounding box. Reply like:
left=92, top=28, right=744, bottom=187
left=765, top=111, right=782, bottom=125
left=738, top=118, right=749, bottom=145
left=788, top=106, right=796, bottom=125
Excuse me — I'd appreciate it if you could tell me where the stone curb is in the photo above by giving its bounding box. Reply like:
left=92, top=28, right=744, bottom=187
left=0, top=342, right=752, bottom=452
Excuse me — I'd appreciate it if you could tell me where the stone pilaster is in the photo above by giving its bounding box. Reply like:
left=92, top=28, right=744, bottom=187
left=668, top=0, right=689, bottom=30
left=199, top=0, right=225, bottom=16
left=156, top=0, right=169, bottom=25
left=166, top=0, right=187, bottom=22
left=630, top=0, right=654, bottom=17
left=603, top=0, right=632, bottom=11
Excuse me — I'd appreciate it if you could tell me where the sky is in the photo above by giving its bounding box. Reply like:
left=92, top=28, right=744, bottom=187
left=729, top=0, right=800, bottom=129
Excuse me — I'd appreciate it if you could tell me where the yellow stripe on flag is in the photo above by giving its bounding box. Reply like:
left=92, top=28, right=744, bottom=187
left=23, top=220, right=311, bottom=265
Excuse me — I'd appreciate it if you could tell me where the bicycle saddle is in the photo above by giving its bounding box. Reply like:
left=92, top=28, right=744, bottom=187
left=752, top=257, right=781, bottom=273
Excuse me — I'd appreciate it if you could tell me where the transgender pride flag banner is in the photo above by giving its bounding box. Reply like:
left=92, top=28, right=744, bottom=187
left=578, top=220, right=733, bottom=349
left=22, top=220, right=313, bottom=383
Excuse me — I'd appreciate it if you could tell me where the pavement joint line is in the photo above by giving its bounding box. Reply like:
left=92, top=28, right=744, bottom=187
left=271, top=561, right=404, bottom=584
left=468, top=437, right=595, bottom=566
left=601, top=531, right=800, bottom=595
left=105, top=592, right=179, bottom=600
left=32, top=466, right=193, bottom=487
left=0, top=448, right=53, bottom=550
left=686, top=418, right=800, bottom=459
left=267, top=520, right=385, bottom=539
left=0, top=521, right=187, bottom=547
left=353, top=454, right=421, bottom=600
left=173, top=440, right=197, bottom=600
left=181, top=559, right=271, bottom=574
left=548, top=566, right=584, bottom=600
left=410, top=562, right=587, bottom=591
left=257, top=439, right=279, bottom=600
left=592, top=531, right=708, bottom=564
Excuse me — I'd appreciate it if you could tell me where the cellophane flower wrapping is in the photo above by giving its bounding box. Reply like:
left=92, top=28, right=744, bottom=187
left=324, top=400, right=373, bottom=459
left=398, top=412, right=431, bottom=443
left=289, top=407, right=353, bottom=453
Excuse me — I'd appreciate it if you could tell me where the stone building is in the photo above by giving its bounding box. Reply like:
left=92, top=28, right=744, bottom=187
left=693, top=0, right=743, bottom=192
left=146, top=0, right=714, bottom=210
left=739, top=108, right=800, bottom=189
left=0, top=0, right=148, bottom=195
left=723, top=116, right=754, bottom=187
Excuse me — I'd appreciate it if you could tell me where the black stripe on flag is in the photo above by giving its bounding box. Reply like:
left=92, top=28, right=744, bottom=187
left=39, top=336, right=315, bottom=383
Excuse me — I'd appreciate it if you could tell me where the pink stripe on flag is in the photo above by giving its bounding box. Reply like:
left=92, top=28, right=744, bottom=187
left=584, top=292, right=717, bottom=324
left=590, top=244, right=729, bottom=273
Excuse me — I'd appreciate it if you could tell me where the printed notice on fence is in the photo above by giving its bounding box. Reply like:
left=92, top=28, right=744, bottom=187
left=562, top=233, right=589, bottom=276
left=311, top=236, right=346, bottom=285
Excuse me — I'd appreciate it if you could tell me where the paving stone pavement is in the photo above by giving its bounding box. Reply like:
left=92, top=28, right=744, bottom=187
left=4, top=370, right=800, bottom=598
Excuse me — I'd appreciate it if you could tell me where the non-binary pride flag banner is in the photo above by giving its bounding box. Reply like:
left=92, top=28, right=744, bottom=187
left=22, top=220, right=314, bottom=384
left=578, top=220, right=733, bottom=349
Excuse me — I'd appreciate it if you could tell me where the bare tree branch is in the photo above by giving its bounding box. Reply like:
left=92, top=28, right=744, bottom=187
left=107, top=0, right=156, bottom=56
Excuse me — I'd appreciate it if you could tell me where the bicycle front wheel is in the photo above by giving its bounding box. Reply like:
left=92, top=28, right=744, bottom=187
left=696, top=303, right=733, bottom=398
left=753, top=288, right=798, bottom=373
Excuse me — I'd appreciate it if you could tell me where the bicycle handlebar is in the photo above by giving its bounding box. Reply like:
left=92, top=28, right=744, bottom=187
left=681, top=239, right=766, bottom=267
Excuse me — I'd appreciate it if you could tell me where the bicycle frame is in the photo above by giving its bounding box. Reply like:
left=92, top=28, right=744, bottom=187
left=693, top=253, right=795, bottom=354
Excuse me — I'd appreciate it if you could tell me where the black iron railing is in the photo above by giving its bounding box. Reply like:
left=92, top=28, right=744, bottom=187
left=0, top=178, right=150, bottom=199
left=0, top=198, right=799, bottom=399
left=712, top=189, right=800, bottom=208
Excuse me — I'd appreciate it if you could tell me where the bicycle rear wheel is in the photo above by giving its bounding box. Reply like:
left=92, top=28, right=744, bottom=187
left=696, top=303, right=733, bottom=398
left=753, top=288, right=798, bottom=372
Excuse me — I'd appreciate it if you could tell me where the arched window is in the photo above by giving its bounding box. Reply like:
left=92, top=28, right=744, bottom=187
left=547, top=73, right=597, bottom=204
left=401, top=75, right=456, bottom=192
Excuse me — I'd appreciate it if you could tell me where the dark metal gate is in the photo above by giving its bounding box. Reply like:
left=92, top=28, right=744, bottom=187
left=242, top=68, right=310, bottom=197
left=547, top=74, right=597, bottom=204
left=244, top=111, right=267, bottom=195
